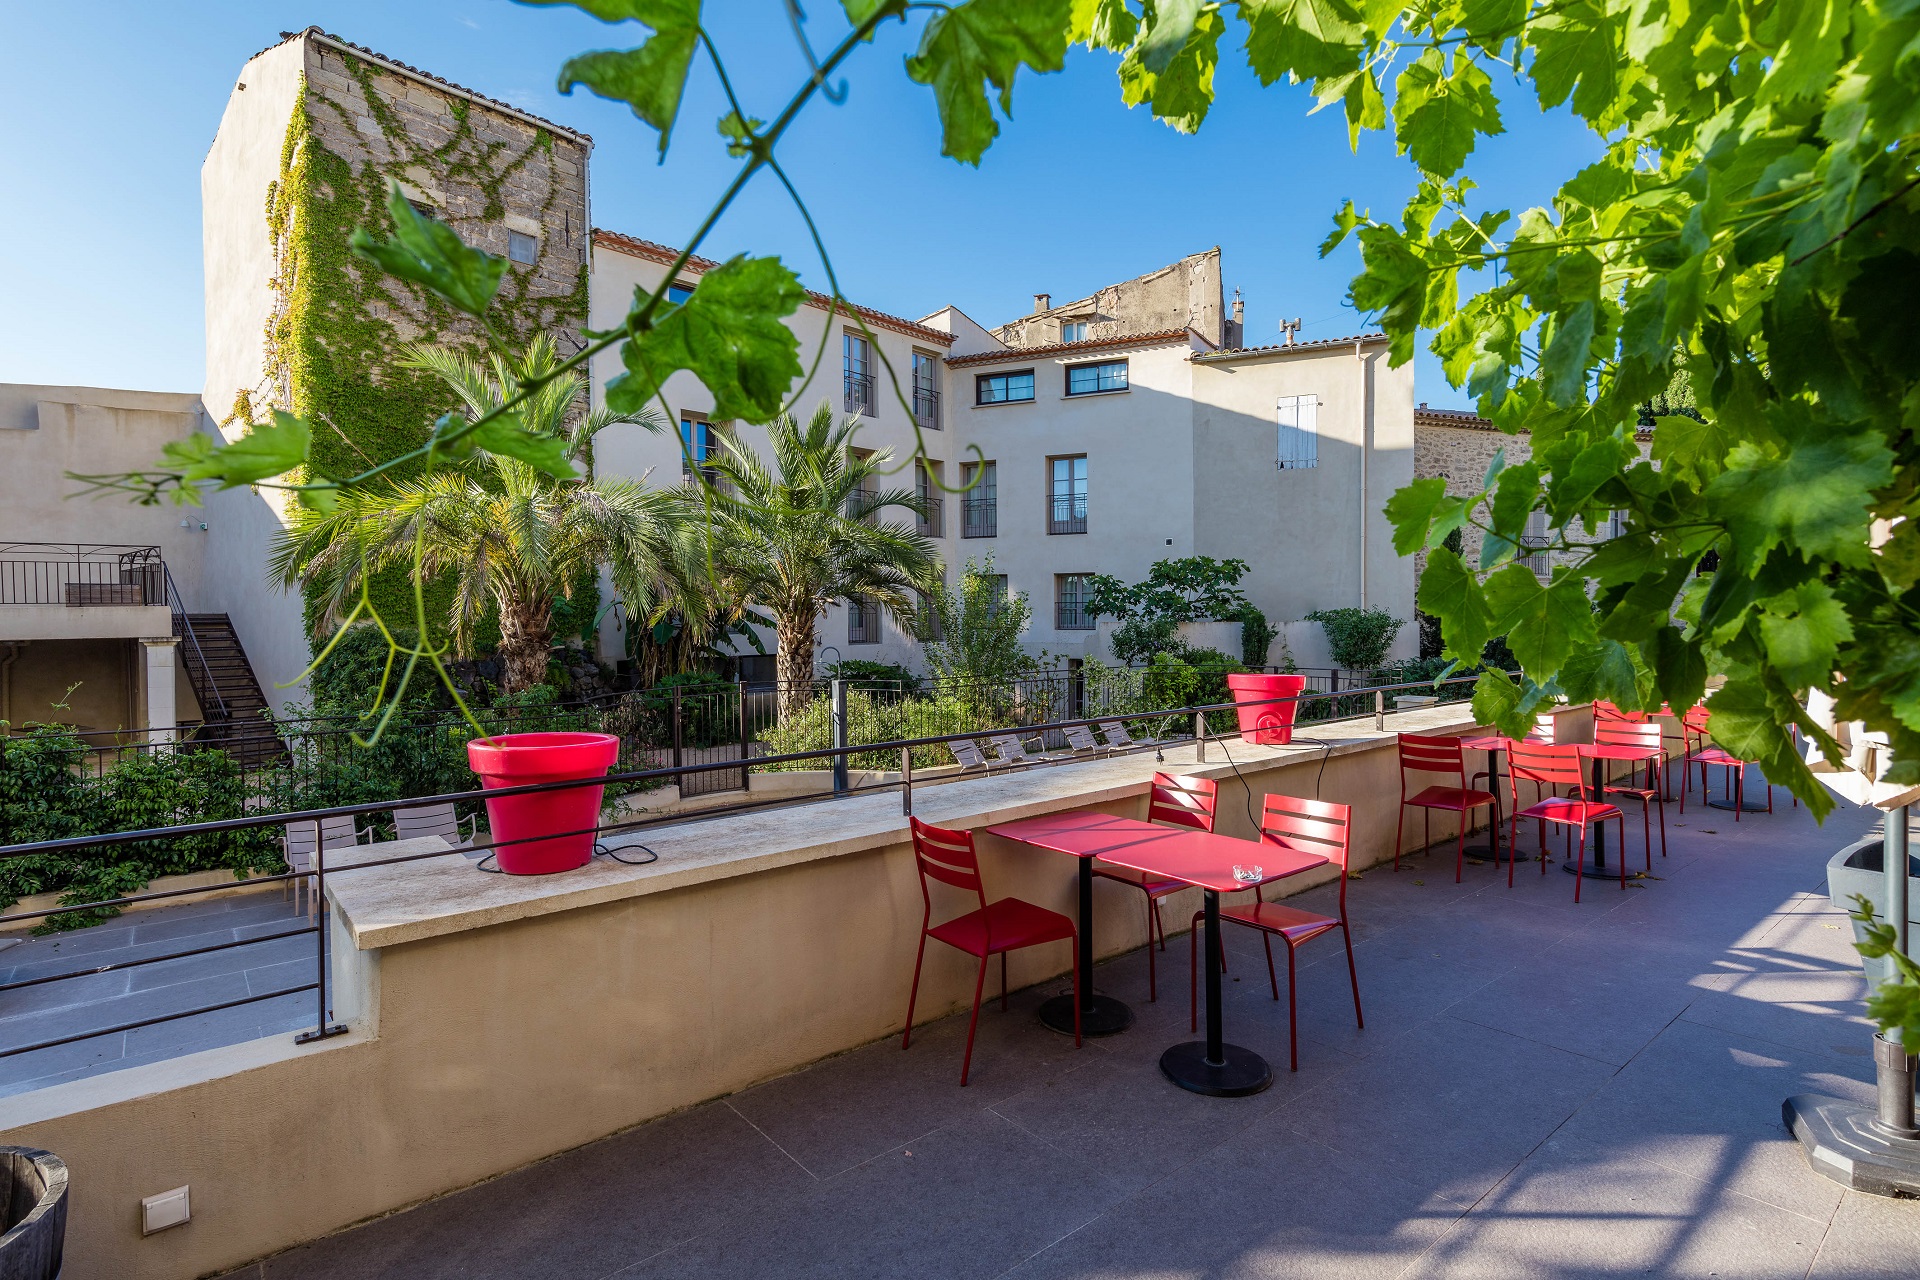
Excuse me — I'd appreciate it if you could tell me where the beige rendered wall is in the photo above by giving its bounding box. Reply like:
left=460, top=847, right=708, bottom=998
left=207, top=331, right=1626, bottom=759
left=0, top=706, right=1489, bottom=1280
left=589, top=237, right=957, bottom=673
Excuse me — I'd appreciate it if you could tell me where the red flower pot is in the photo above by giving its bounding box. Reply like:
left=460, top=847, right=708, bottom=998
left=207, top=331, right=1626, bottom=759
left=466, top=732, right=620, bottom=875
left=1225, top=673, right=1307, bottom=745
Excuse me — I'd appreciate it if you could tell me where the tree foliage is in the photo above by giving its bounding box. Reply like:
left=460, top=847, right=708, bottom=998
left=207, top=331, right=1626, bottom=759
left=918, top=557, right=1038, bottom=687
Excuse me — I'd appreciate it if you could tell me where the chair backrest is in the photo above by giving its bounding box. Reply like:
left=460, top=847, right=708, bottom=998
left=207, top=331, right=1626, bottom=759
left=1594, top=720, right=1662, bottom=753
left=283, top=820, right=319, bottom=869
left=1148, top=772, right=1217, bottom=832
left=1593, top=701, right=1649, bottom=724
left=1063, top=723, right=1100, bottom=753
left=1099, top=720, right=1135, bottom=748
left=1260, top=793, right=1351, bottom=870
left=319, top=814, right=360, bottom=850
left=1397, top=732, right=1465, bottom=780
left=393, top=803, right=461, bottom=845
left=1507, top=740, right=1586, bottom=789
left=909, top=817, right=986, bottom=913
left=1683, top=704, right=1711, bottom=734
left=990, top=734, right=1031, bottom=765
left=949, top=738, right=986, bottom=769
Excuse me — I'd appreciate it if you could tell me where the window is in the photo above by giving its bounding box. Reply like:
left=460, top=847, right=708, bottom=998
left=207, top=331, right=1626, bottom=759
left=1066, top=359, right=1128, bottom=396
left=1060, top=321, right=1088, bottom=343
left=961, top=461, right=997, bottom=538
left=507, top=231, right=539, bottom=265
left=1048, top=455, right=1087, bottom=535
left=985, top=574, right=1010, bottom=618
left=911, top=351, right=941, bottom=429
left=844, top=333, right=873, bottom=416
left=1055, top=574, right=1094, bottom=630
left=916, top=589, right=943, bottom=641
left=916, top=462, right=944, bottom=537
left=1277, top=394, right=1319, bottom=470
left=680, top=416, right=722, bottom=485
left=847, top=597, right=878, bottom=645
left=1520, top=509, right=1553, bottom=576
left=667, top=281, right=695, bottom=305
left=976, top=370, right=1035, bottom=405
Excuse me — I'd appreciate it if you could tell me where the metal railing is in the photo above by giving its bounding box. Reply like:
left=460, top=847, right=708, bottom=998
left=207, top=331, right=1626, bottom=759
left=0, top=543, right=166, bottom=607
left=845, top=488, right=878, bottom=520
left=843, top=369, right=875, bottom=416
left=917, top=495, right=944, bottom=538
left=912, top=386, right=940, bottom=430
left=0, top=672, right=1499, bottom=1070
left=961, top=498, right=997, bottom=538
left=1056, top=600, right=1094, bottom=630
left=165, top=565, right=227, bottom=720
left=1048, top=495, right=1088, bottom=535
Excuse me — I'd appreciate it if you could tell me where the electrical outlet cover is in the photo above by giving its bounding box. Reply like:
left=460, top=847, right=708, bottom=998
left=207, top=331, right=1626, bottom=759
left=141, top=1186, right=189, bottom=1235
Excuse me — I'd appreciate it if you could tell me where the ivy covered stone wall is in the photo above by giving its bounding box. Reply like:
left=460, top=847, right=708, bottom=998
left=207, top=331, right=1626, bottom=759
left=257, top=34, right=591, bottom=637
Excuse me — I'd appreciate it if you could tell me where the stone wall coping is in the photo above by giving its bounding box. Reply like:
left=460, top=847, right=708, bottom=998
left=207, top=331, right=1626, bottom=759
left=328, top=702, right=1487, bottom=952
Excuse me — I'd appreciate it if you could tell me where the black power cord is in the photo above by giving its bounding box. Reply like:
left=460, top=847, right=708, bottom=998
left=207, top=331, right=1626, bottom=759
left=474, top=840, right=659, bottom=874
left=1209, top=728, right=1338, bottom=835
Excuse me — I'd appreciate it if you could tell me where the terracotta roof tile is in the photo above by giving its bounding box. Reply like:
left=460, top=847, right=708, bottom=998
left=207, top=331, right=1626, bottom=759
left=944, top=329, right=1200, bottom=368
left=591, top=229, right=954, bottom=346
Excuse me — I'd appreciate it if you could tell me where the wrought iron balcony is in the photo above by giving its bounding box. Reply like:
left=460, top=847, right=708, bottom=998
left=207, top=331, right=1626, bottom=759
left=0, top=543, right=167, bottom=607
left=912, top=386, right=941, bottom=430
left=1048, top=495, right=1088, bottom=536
left=1055, top=601, right=1094, bottom=631
left=917, top=495, right=944, bottom=538
left=845, top=488, right=879, bottom=521
left=844, top=370, right=875, bottom=417
left=961, top=498, right=997, bottom=539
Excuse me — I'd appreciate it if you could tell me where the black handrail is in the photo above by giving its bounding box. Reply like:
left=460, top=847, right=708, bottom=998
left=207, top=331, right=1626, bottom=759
left=165, top=566, right=228, bottom=720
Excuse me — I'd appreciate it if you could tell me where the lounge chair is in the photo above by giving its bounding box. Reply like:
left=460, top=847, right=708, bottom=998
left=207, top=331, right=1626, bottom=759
left=949, top=738, right=995, bottom=772
left=281, top=814, right=364, bottom=919
left=1061, top=723, right=1110, bottom=755
left=392, top=802, right=480, bottom=851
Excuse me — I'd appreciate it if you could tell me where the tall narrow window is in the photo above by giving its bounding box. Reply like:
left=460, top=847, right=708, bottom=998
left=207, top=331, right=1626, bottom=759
left=843, top=333, right=873, bottom=416
left=916, top=461, right=944, bottom=537
left=1055, top=574, right=1094, bottom=630
left=1520, top=509, right=1553, bottom=576
left=1277, top=394, right=1320, bottom=470
left=1048, top=455, right=1088, bottom=535
left=680, top=416, right=721, bottom=485
left=962, top=461, right=997, bottom=538
left=986, top=573, right=1010, bottom=618
left=847, top=597, right=878, bottom=644
left=911, top=351, right=940, bottom=429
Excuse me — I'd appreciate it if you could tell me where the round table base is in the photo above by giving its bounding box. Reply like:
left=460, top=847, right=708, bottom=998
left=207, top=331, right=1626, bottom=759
left=1561, top=858, right=1639, bottom=881
left=1038, top=992, right=1132, bottom=1038
left=1705, top=795, right=1771, bottom=813
left=1159, top=1041, right=1273, bottom=1097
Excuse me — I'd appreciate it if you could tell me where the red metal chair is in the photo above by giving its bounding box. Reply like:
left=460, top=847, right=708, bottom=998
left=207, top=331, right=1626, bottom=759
left=1091, top=772, right=1217, bottom=1001
left=1469, top=712, right=1558, bottom=807
left=1507, top=741, right=1629, bottom=902
left=1396, top=733, right=1498, bottom=882
left=1679, top=705, right=1772, bottom=819
left=901, top=817, right=1080, bottom=1085
left=1595, top=720, right=1667, bottom=863
left=1191, top=795, right=1360, bottom=1071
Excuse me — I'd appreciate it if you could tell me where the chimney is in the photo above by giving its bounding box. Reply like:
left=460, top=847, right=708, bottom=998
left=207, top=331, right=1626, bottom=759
left=1231, top=290, right=1244, bottom=326
left=1033, top=293, right=1050, bottom=314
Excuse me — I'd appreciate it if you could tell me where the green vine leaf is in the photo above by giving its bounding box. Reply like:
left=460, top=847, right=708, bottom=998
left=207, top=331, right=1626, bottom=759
left=906, top=0, right=1074, bottom=165
left=469, top=413, right=579, bottom=479
left=1119, top=1, right=1226, bottom=131
left=160, top=411, right=314, bottom=491
left=539, top=0, right=703, bottom=159
left=1241, top=0, right=1366, bottom=84
left=350, top=182, right=507, bottom=318
left=606, top=254, right=805, bottom=423
left=1071, top=0, right=1140, bottom=51
left=1392, top=49, right=1504, bottom=178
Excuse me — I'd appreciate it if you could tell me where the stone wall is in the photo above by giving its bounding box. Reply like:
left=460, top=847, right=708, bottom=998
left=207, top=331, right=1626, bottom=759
left=994, top=248, right=1226, bottom=348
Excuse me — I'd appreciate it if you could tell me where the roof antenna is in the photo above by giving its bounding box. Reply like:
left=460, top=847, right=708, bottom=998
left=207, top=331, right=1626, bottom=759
left=1279, top=317, right=1302, bottom=347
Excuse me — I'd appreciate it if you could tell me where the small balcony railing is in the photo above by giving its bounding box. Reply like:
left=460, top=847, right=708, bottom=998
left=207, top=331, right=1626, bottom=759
left=1048, top=495, right=1088, bottom=536
left=1056, top=601, right=1094, bottom=631
left=848, top=602, right=876, bottom=645
left=0, top=543, right=168, bottom=607
left=912, top=386, right=941, bottom=430
left=1519, top=535, right=1553, bottom=577
left=917, top=496, right=944, bottom=538
left=845, top=488, right=878, bottom=521
left=844, top=370, right=875, bottom=417
left=961, top=498, right=997, bottom=539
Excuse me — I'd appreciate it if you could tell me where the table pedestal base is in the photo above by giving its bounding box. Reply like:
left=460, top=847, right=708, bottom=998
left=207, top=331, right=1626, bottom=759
left=1705, top=796, right=1771, bottom=813
left=1039, top=992, right=1132, bottom=1038
left=1159, top=1041, right=1272, bottom=1097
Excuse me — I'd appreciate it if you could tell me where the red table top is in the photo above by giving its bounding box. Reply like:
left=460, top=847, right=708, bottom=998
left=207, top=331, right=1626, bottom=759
left=986, top=813, right=1328, bottom=894
left=1577, top=743, right=1661, bottom=762
left=1460, top=734, right=1513, bottom=752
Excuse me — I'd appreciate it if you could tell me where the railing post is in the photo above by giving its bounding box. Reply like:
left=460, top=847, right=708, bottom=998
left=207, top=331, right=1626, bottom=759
left=1194, top=709, right=1207, bottom=763
left=295, top=849, right=345, bottom=1045
left=737, top=680, right=750, bottom=791
left=671, top=684, right=684, bottom=792
left=901, top=746, right=912, bottom=816
left=1375, top=688, right=1385, bottom=731
left=831, top=678, right=849, bottom=795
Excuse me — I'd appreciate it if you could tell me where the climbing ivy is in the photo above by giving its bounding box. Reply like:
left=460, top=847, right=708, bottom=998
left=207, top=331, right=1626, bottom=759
left=262, top=61, right=589, bottom=640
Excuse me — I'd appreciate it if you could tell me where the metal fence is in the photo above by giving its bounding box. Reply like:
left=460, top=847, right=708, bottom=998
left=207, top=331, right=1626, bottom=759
left=0, top=543, right=166, bottom=607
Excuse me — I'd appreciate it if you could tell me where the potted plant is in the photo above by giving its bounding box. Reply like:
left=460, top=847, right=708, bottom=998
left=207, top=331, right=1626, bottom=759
left=467, top=732, right=621, bottom=875
left=1224, top=672, right=1307, bottom=745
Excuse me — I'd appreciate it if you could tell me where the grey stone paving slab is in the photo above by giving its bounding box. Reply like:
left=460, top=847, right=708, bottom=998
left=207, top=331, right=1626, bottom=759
left=1807, top=1189, right=1920, bottom=1279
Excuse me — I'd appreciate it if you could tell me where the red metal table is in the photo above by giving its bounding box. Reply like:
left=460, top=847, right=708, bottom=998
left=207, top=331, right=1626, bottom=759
left=1095, top=830, right=1330, bottom=1096
left=1459, top=734, right=1512, bottom=861
left=1566, top=743, right=1658, bottom=878
left=983, top=813, right=1176, bottom=1037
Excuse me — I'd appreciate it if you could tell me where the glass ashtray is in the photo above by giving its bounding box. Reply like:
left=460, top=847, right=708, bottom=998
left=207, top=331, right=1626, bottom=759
left=1232, top=865, right=1263, bottom=883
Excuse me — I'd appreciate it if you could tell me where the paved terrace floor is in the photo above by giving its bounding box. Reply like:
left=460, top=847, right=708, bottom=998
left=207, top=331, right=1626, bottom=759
left=196, top=790, right=1920, bottom=1277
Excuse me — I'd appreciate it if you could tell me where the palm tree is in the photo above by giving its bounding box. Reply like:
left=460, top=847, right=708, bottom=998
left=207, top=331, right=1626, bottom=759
left=704, top=404, right=940, bottom=715
left=271, top=334, right=683, bottom=694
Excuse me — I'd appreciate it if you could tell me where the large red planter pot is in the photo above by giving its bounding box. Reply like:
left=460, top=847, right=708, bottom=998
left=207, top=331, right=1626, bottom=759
left=1225, top=673, right=1307, bottom=745
left=466, top=732, right=620, bottom=875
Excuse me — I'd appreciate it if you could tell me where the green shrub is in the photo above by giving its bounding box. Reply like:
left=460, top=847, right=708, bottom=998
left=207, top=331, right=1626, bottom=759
left=1236, top=604, right=1276, bottom=667
left=824, top=660, right=923, bottom=694
left=1305, top=607, right=1406, bottom=672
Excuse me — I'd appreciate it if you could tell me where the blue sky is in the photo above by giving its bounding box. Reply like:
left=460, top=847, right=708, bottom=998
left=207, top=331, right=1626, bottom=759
left=1, top=3, right=1600, bottom=407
